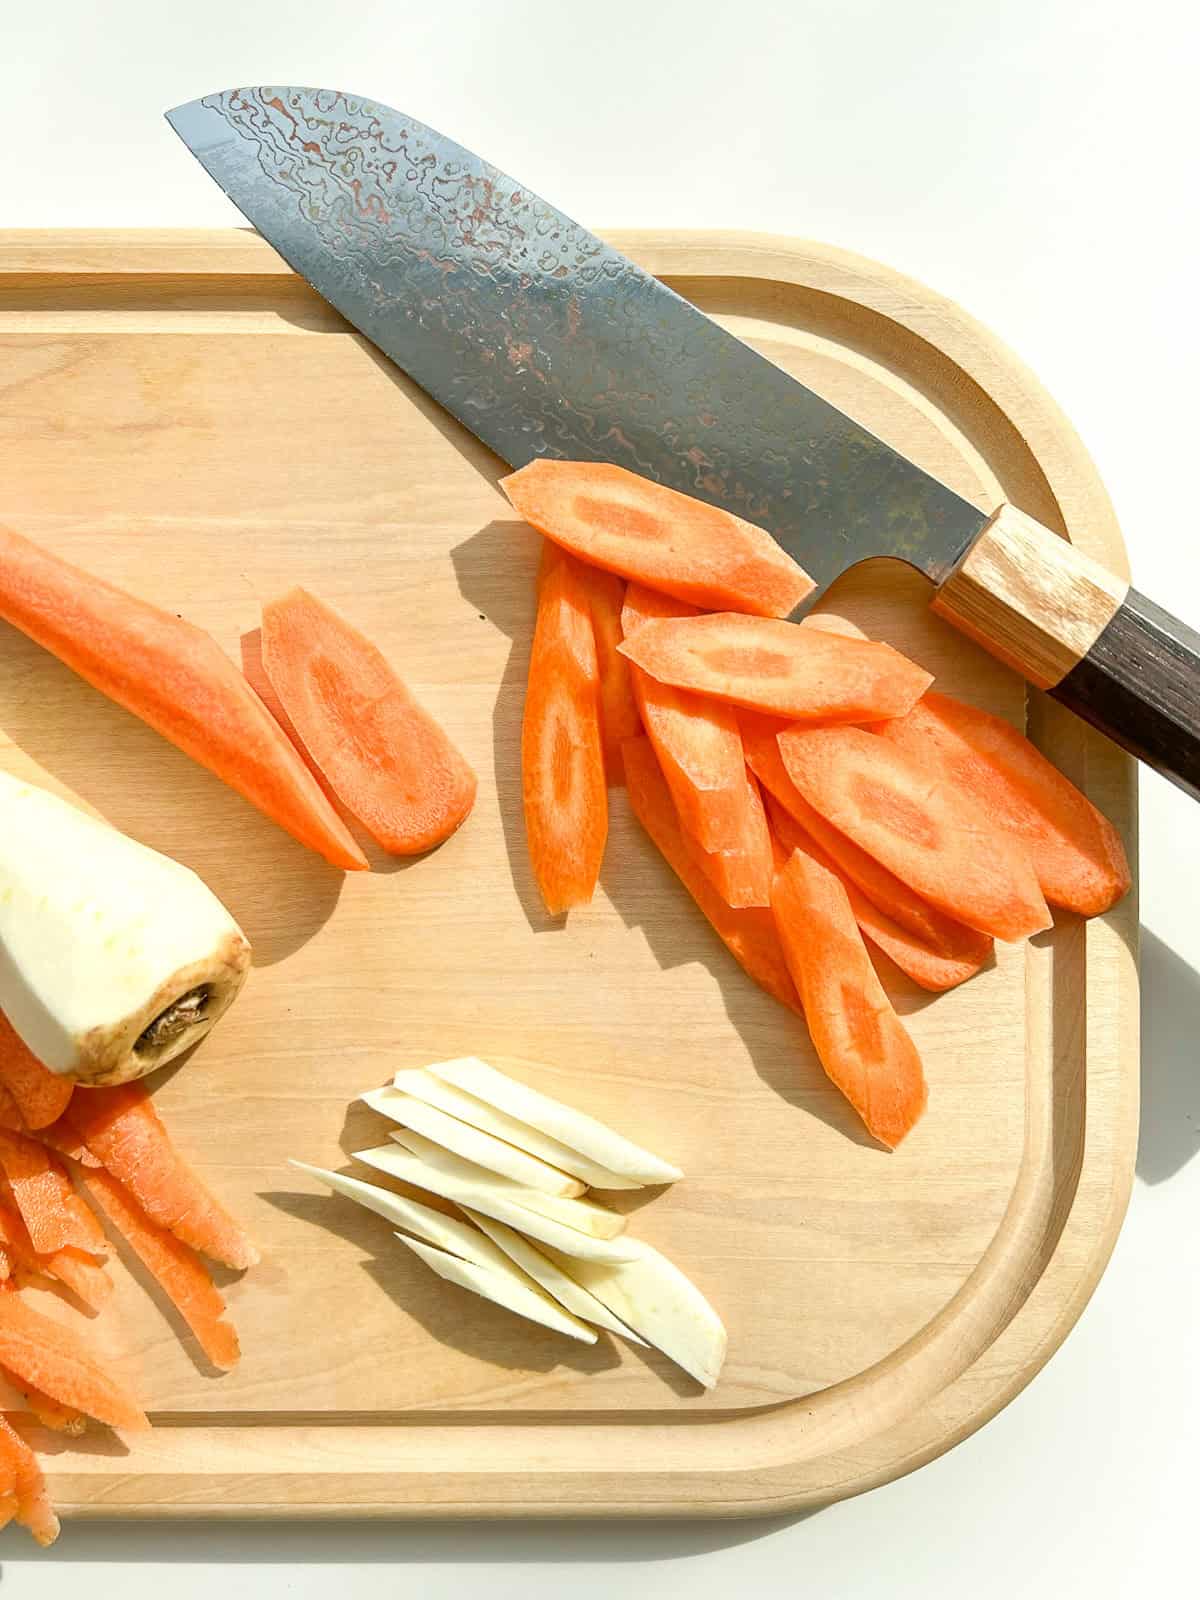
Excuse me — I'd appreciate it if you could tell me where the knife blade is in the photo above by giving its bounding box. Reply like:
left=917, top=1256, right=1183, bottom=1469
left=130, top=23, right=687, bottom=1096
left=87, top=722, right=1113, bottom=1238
left=168, top=86, right=1200, bottom=799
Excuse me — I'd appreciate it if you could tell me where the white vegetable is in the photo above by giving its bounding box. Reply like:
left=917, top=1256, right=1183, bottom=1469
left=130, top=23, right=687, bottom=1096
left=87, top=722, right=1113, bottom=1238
left=391, top=1069, right=642, bottom=1190
left=353, top=1143, right=637, bottom=1264
left=393, top=1234, right=596, bottom=1342
left=0, top=769, right=250, bottom=1083
left=387, top=1130, right=626, bottom=1239
left=361, top=1086, right=585, bottom=1197
left=464, top=1209, right=647, bottom=1347
left=426, top=1058, right=682, bottom=1186
left=543, top=1238, right=727, bottom=1389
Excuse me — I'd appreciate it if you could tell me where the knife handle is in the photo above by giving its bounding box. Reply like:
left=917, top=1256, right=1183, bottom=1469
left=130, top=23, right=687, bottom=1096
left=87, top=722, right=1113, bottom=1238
left=930, top=502, right=1200, bottom=800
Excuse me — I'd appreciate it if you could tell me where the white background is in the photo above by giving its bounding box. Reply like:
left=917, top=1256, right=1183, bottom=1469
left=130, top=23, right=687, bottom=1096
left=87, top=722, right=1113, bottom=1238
left=2, top=2, right=1198, bottom=1594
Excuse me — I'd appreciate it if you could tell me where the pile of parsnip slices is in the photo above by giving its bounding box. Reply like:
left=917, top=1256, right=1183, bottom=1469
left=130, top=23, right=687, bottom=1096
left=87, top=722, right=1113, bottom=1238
left=292, top=1057, right=726, bottom=1389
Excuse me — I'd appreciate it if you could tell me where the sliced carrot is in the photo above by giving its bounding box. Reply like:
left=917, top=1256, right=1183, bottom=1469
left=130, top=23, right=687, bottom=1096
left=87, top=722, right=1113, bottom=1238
left=684, top=770, right=774, bottom=909
left=765, top=794, right=987, bottom=991
left=34, top=1119, right=100, bottom=1168
left=743, top=713, right=993, bottom=966
left=622, top=584, right=753, bottom=852
left=0, top=1084, right=24, bottom=1133
left=877, top=692, right=1131, bottom=916
left=0, top=1293, right=147, bottom=1434
left=619, top=612, right=933, bottom=721
left=0, top=1014, right=73, bottom=1132
left=0, top=525, right=367, bottom=871
left=581, top=568, right=641, bottom=783
left=4, top=1374, right=87, bottom=1436
left=521, top=549, right=608, bottom=914
left=38, top=1246, right=112, bottom=1315
left=622, top=737, right=801, bottom=1013
left=778, top=727, right=1052, bottom=941
left=503, top=460, right=814, bottom=618
left=261, top=588, right=476, bottom=857
left=66, top=1083, right=259, bottom=1270
left=81, top=1167, right=239, bottom=1371
left=772, top=841, right=928, bottom=1147
left=0, top=1132, right=108, bottom=1258
left=0, top=1413, right=60, bottom=1544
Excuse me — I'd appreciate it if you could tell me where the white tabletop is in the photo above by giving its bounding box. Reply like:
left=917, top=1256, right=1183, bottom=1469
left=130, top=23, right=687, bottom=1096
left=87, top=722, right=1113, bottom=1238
left=2, top=2, right=1197, bottom=1594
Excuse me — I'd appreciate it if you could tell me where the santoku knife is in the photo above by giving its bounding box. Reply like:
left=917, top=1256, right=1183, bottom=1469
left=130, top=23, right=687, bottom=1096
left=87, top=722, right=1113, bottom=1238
left=167, top=86, right=1200, bottom=800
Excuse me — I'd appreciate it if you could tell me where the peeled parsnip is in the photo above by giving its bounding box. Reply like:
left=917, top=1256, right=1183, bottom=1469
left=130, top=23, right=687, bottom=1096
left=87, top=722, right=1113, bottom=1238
left=0, top=769, right=250, bottom=1084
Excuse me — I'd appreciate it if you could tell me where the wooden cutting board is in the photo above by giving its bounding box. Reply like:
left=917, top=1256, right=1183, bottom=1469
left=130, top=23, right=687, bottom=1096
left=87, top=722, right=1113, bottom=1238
left=0, top=229, right=1138, bottom=1518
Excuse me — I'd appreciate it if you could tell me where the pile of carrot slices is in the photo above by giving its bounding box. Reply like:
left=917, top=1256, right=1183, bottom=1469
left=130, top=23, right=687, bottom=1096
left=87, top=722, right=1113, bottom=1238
left=505, top=460, right=1131, bottom=1149
left=0, top=1024, right=256, bottom=1544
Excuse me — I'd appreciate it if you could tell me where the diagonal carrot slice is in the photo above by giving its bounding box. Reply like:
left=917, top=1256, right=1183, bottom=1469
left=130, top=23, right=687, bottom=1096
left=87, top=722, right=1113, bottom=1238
left=622, top=737, right=801, bottom=1013
left=81, top=1167, right=239, bottom=1371
left=0, top=1413, right=60, bottom=1544
left=618, top=612, right=933, bottom=721
left=743, top=712, right=993, bottom=967
left=0, top=1016, right=72, bottom=1132
left=572, top=563, right=641, bottom=783
left=0, top=1294, right=147, bottom=1433
left=521, top=548, right=608, bottom=914
left=771, top=839, right=928, bottom=1148
left=0, top=1132, right=107, bottom=1258
left=778, top=726, right=1052, bottom=942
left=66, top=1083, right=259, bottom=1271
left=765, top=794, right=987, bottom=992
left=683, top=770, right=774, bottom=909
left=261, top=588, right=476, bottom=857
left=622, top=585, right=752, bottom=852
left=876, top=691, right=1130, bottom=916
left=0, top=525, right=367, bottom=871
left=503, top=460, right=813, bottom=617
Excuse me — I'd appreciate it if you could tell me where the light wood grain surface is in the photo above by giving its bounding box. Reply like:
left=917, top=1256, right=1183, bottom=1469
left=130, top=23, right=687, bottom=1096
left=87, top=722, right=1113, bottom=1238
left=0, top=230, right=1137, bottom=1517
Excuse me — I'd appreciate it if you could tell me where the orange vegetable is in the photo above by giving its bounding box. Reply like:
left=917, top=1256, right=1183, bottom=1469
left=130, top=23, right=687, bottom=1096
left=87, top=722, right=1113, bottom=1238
left=0, top=1017, right=72, bottom=1132
left=877, top=692, right=1131, bottom=916
left=622, top=737, right=801, bottom=1013
left=0, top=1293, right=147, bottom=1434
left=742, top=713, right=993, bottom=968
left=684, top=771, right=774, bottom=909
left=34, top=1120, right=99, bottom=1168
left=503, top=460, right=814, bottom=617
left=5, top=1377, right=86, bottom=1436
left=0, top=1085, right=24, bottom=1134
left=81, top=1167, right=239, bottom=1371
left=574, top=562, right=640, bottom=781
left=778, top=727, right=1052, bottom=941
left=766, top=795, right=987, bottom=992
left=0, top=1413, right=59, bottom=1545
left=521, top=549, right=608, bottom=914
left=66, top=1084, right=259, bottom=1271
left=0, top=525, right=367, bottom=871
left=622, top=584, right=753, bottom=852
left=618, top=613, right=933, bottom=721
left=771, top=840, right=928, bottom=1147
left=261, top=588, right=476, bottom=857
left=0, top=1132, right=107, bottom=1258
left=38, top=1246, right=112, bottom=1315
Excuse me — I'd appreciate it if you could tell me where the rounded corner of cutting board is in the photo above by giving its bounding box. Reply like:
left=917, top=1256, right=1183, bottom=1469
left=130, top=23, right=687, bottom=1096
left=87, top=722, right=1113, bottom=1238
left=5, top=227, right=1138, bottom=1521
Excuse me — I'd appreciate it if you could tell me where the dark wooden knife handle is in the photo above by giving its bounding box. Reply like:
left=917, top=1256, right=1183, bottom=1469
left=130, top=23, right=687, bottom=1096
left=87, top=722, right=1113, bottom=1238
left=930, top=503, right=1200, bottom=800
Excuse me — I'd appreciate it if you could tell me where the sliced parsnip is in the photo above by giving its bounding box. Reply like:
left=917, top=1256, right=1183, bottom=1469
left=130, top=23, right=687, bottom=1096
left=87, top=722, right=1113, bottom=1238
left=353, top=1144, right=637, bottom=1264
left=392, top=1068, right=642, bottom=1191
left=361, top=1086, right=584, bottom=1198
left=289, top=1161, right=516, bottom=1274
left=426, top=1058, right=683, bottom=1185
left=394, top=1234, right=596, bottom=1342
left=388, top=1131, right=627, bottom=1240
left=543, top=1237, right=727, bottom=1389
left=464, top=1208, right=647, bottom=1347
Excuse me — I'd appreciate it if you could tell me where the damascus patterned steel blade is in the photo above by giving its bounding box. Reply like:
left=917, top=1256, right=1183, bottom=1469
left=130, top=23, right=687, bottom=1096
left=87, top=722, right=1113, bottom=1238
left=167, top=87, right=988, bottom=596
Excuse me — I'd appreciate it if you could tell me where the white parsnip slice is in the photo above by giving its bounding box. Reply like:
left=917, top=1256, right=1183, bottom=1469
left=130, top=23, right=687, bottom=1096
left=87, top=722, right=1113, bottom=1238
left=394, top=1234, right=596, bottom=1342
left=361, top=1086, right=585, bottom=1197
left=464, top=1209, right=647, bottom=1347
left=543, top=1238, right=727, bottom=1389
left=425, top=1058, right=683, bottom=1185
left=387, top=1131, right=627, bottom=1239
left=391, top=1068, right=642, bottom=1191
left=353, top=1143, right=636, bottom=1264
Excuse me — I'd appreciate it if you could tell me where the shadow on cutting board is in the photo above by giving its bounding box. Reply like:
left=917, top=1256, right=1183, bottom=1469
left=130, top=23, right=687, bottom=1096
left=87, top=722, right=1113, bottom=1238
left=1136, top=928, right=1200, bottom=1185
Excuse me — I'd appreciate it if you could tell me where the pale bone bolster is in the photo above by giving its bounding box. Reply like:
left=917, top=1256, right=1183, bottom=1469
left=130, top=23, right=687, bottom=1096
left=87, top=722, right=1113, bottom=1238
left=930, top=503, right=1129, bottom=689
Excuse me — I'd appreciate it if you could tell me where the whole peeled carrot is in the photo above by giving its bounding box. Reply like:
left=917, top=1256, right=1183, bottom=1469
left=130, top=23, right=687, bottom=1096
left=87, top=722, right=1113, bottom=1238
left=0, top=526, right=367, bottom=871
